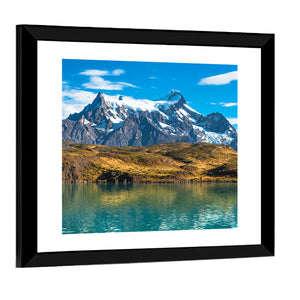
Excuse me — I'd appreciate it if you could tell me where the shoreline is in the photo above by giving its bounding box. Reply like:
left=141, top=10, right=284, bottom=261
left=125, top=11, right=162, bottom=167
left=63, top=180, right=237, bottom=184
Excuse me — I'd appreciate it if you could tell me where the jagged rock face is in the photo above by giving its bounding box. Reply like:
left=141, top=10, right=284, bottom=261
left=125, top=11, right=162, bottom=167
left=62, top=90, right=238, bottom=150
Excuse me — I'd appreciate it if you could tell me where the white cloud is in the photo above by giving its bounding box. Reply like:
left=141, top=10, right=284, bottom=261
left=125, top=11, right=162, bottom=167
left=80, top=69, right=125, bottom=76
left=149, top=76, right=157, bottom=80
left=198, top=71, right=238, bottom=85
left=79, top=70, right=110, bottom=76
left=118, top=82, right=138, bottom=88
left=227, top=118, right=238, bottom=125
left=112, top=69, right=125, bottom=76
left=63, top=89, right=96, bottom=103
left=62, top=103, right=86, bottom=119
left=82, top=76, right=138, bottom=90
left=79, top=68, right=136, bottom=90
left=219, top=102, right=237, bottom=107
left=210, top=101, right=237, bottom=107
left=62, top=88, right=97, bottom=118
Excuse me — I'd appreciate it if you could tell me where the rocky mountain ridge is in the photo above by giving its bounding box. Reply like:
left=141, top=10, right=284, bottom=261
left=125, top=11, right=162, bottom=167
left=62, top=90, right=237, bottom=150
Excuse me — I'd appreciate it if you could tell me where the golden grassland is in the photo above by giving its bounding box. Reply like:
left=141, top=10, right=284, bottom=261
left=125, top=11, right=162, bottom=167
left=62, top=142, right=237, bottom=183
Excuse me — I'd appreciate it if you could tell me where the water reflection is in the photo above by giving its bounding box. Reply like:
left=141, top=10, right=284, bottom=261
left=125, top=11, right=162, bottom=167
left=62, top=183, right=237, bottom=234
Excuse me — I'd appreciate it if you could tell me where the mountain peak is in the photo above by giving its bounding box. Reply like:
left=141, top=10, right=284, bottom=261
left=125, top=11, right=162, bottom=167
left=167, top=89, right=182, bottom=100
left=157, top=89, right=185, bottom=103
left=90, top=91, right=105, bottom=107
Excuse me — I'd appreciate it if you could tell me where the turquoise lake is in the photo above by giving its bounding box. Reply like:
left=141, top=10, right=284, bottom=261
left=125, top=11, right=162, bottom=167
left=62, top=183, right=237, bottom=234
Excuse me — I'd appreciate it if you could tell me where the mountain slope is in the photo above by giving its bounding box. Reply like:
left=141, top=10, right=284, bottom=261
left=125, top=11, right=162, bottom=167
left=62, top=90, right=237, bottom=150
left=62, top=142, right=237, bottom=183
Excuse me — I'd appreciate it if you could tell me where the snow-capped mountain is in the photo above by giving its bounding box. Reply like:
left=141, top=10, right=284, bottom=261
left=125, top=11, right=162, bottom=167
left=62, top=90, right=237, bottom=150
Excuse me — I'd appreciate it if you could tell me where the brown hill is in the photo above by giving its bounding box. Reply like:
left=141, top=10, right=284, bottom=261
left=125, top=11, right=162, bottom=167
left=62, top=142, right=237, bottom=183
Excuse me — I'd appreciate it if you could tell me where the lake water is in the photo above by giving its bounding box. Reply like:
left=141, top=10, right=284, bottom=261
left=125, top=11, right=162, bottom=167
left=62, top=183, right=237, bottom=234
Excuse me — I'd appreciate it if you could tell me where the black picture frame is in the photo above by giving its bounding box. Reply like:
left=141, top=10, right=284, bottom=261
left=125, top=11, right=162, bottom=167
left=16, top=24, right=274, bottom=268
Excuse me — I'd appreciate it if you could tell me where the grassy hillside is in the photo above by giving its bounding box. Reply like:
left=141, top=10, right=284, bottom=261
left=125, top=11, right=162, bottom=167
left=62, top=142, right=237, bottom=183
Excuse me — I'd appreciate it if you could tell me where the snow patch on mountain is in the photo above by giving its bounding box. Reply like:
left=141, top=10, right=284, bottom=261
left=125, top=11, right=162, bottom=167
left=102, top=93, right=178, bottom=113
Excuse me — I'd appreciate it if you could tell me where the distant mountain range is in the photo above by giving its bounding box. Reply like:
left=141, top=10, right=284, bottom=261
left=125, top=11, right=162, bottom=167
left=62, top=90, right=237, bottom=150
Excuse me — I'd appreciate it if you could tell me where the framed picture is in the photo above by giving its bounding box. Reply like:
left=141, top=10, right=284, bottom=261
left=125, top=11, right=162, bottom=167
left=16, top=25, right=274, bottom=267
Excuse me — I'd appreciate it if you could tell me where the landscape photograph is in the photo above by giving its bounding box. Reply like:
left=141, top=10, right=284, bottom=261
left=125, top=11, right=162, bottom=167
left=62, top=59, right=238, bottom=234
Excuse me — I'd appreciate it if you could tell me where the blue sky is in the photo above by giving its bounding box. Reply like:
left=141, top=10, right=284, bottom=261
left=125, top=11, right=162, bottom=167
left=62, top=59, right=238, bottom=128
